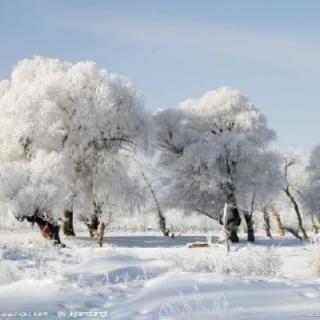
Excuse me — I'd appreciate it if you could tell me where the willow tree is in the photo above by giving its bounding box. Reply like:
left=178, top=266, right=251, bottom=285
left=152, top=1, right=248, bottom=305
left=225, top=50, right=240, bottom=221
left=154, top=87, right=277, bottom=242
left=0, top=57, right=149, bottom=243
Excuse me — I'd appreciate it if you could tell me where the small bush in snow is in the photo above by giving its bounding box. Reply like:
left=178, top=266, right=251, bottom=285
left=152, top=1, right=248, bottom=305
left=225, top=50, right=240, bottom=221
left=159, top=289, right=229, bottom=320
left=0, top=260, right=23, bottom=285
left=0, top=237, right=66, bottom=281
left=171, top=245, right=282, bottom=278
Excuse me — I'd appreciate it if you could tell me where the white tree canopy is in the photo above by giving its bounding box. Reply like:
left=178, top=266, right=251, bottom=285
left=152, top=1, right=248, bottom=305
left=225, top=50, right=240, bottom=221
left=0, top=57, right=149, bottom=223
left=154, top=87, right=280, bottom=219
left=0, top=151, right=70, bottom=225
left=303, top=145, right=320, bottom=217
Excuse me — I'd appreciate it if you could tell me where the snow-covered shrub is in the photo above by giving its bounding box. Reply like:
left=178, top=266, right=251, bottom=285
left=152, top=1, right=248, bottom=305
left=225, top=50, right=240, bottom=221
left=171, top=245, right=282, bottom=278
left=0, top=238, right=56, bottom=284
left=0, top=261, right=23, bottom=285
left=0, top=237, right=67, bottom=282
left=159, top=290, right=228, bottom=320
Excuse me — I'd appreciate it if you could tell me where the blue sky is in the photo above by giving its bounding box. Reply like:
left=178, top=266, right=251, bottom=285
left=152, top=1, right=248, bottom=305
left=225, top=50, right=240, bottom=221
left=1, top=0, right=319, bottom=149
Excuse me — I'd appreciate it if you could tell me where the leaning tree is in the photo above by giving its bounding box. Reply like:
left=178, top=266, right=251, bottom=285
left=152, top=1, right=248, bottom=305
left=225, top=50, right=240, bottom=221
left=279, top=150, right=309, bottom=240
left=154, top=87, right=277, bottom=242
left=0, top=57, right=149, bottom=243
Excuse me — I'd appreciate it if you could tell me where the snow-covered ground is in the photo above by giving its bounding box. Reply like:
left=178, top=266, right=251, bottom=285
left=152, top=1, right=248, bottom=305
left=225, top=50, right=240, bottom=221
left=0, top=231, right=319, bottom=320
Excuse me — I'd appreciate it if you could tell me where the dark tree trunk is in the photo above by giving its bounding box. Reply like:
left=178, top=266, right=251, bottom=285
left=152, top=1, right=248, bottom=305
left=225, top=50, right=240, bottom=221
left=220, top=203, right=241, bottom=243
left=159, top=213, right=171, bottom=237
left=243, top=212, right=255, bottom=242
left=219, top=180, right=241, bottom=243
left=27, top=215, right=62, bottom=246
left=219, top=153, right=241, bottom=243
left=229, top=228, right=239, bottom=243
left=85, top=214, right=100, bottom=238
left=262, top=207, right=272, bottom=238
left=222, top=205, right=241, bottom=243
left=283, top=187, right=308, bottom=240
left=62, top=209, right=76, bottom=236
left=83, top=200, right=103, bottom=238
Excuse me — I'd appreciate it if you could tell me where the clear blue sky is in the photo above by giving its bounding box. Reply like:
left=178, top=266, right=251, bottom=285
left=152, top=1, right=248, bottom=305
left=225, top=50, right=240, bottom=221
left=1, top=0, right=319, bottom=149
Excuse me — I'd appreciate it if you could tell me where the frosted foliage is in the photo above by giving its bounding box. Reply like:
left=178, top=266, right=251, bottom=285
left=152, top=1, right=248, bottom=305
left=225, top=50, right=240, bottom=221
left=0, top=57, right=149, bottom=223
left=171, top=246, right=281, bottom=277
left=282, top=150, right=309, bottom=191
left=0, top=56, right=148, bottom=160
left=309, top=146, right=320, bottom=174
left=236, top=149, right=283, bottom=211
left=76, top=154, right=146, bottom=222
left=277, top=150, right=311, bottom=217
left=0, top=80, right=10, bottom=99
left=303, top=145, right=320, bottom=216
left=0, top=151, right=70, bottom=221
left=155, top=87, right=280, bottom=216
left=178, top=87, right=275, bottom=145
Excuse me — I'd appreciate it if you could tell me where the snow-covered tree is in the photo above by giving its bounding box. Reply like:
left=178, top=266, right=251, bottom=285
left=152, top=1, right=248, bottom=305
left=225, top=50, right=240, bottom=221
left=303, top=145, right=320, bottom=233
left=279, top=150, right=309, bottom=240
left=131, top=154, right=175, bottom=237
left=154, top=87, right=277, bottom=242
left=0, top=57, right=149, bottom=244
left=235, top=149, right=282, bottom=241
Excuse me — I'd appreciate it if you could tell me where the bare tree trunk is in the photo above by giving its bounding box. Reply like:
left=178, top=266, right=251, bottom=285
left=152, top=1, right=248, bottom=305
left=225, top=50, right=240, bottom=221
left=221, top=195, right=241, bottom=243
left=97, top=222, right=105, bottom=247
left=243, top=196, right=255, bottom=242
left=62, top=209, right=76, bottom=236
left=270, top=207, right=285, bottom=237
left=283, top=187, right=308, bottom=240
left=283, top=226, right=303, bottom=241
left=140, top=171, right=174, bottom=237
left=219, top=153, right=241, bottom=243
left=220, top=202, right=241, bottom=243
left=225, top=207, right=241, bottom=243
left=84, top=214, right=100, bottom=238
left=243, top=212, right=255, bottom=242
left=262, top=207, right=272, bottom=238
